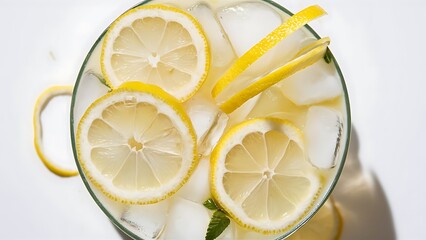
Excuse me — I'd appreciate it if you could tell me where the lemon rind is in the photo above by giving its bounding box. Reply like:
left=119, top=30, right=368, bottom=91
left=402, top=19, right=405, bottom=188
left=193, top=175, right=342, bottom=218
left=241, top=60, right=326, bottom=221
left=219, top=40, right=329, bottom=114
left=33, top=85, right=79, bottom=177
left=211, top=5, right=327, bottom=98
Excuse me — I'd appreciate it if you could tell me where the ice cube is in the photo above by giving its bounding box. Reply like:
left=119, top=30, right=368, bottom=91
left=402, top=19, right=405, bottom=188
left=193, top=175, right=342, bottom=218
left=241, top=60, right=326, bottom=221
left=73, top=71, right=110, bottom=125
left=305, top=106, right=343, bottom=169
left=176, top=157, right=210, bottom=204
left=188, top=3, right=236, bottom=67
left=120, top=200, right=169, bottom=239
left=226, top=86, right=307, bottom=128
left=217, top=2, right=307, bottom=76
left=162, top=197, right=210, bottom=240
left=278, top=60, right=342, bottom=105
left=200, top=111, right=228, bottom=155
left=227, top=93, right=260, bottom=128
left=184, top=96, right=219, bottom=145
left=217, top=2, right=281, bottom=57
left=246, top=86, right=307, bottom=127
left=184, top=96, right=229, bottom=156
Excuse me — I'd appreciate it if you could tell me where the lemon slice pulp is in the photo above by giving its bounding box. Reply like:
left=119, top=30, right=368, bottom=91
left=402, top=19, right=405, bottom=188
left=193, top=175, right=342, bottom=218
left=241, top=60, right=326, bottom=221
left=77, top=82, right=197, bottom=204
left=101, top=5, right=210, bottom=102
left=211, top=118, right=320, bottom=234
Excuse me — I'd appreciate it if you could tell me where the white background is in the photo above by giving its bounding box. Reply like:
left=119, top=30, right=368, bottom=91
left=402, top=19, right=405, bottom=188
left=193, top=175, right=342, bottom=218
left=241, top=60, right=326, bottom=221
left=1, top=0, right=425, bottom=239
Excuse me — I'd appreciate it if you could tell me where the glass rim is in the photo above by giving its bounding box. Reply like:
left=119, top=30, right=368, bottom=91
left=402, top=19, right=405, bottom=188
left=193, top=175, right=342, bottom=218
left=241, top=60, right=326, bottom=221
left=69, top=0, right=352, bottom=239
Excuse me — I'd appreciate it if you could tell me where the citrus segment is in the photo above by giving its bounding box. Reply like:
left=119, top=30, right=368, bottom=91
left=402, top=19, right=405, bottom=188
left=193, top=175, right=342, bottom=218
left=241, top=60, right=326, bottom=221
left=33, top=86, right=78, bottom=177
left=101, top=5, right=210, bottom=102
left=77, top=82, right=197, bottom=204
left=219, top=38, right=329, bottom=113
left=211, top=5, right=326, bottom=98
left=211, top=118, right=320, bottom=233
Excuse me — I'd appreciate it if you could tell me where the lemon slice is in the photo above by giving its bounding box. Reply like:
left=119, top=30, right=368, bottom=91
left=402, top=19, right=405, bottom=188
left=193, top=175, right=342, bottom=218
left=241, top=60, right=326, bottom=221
left=101, top=5, right=210, bottom=102
left=211, top=118, right=320, bottom=234
left=33, top=86, right=78, bottom=177
left=77, top=82, right=197, bottom=204
left=211, top=5, right=326, bottom=98
left=287, top=198, right=343, bottom=240
left=219, top=38, right=329, bottom=114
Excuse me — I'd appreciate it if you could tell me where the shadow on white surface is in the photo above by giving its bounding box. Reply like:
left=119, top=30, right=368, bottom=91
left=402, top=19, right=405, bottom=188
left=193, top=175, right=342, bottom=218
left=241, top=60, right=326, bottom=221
left=334, top=126, right=396, bottom=240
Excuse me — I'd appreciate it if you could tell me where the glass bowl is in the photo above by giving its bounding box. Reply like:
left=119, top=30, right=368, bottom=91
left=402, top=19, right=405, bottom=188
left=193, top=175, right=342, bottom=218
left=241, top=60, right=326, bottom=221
left=70, top=0, right=351, bottom=239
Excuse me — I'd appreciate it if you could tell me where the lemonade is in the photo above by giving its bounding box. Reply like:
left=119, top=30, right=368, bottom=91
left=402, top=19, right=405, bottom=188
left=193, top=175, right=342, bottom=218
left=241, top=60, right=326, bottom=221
left=69, top=0, right=350, bottom=239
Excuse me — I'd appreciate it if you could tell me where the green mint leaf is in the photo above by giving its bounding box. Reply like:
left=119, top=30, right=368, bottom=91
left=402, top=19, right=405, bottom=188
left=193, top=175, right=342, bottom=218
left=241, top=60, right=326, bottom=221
left=203, top=198, right=218, bottom=210
left=323, top=48, right=332, bottom=64
left=206, top=210, right=230, bottom=240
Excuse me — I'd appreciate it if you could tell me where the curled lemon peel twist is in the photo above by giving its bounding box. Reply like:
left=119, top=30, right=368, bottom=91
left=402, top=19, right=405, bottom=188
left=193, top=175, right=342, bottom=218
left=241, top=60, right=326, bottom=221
left=33, top=85, right=78, bottom=177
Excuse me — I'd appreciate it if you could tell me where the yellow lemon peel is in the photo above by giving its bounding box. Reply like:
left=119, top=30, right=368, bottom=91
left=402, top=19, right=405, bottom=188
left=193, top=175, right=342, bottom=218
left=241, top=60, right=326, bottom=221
left=220, top=38, right=330, bottom=113
left=211, top=5, right=327, bottom=98
left=33, top=86, right=78, bottom=177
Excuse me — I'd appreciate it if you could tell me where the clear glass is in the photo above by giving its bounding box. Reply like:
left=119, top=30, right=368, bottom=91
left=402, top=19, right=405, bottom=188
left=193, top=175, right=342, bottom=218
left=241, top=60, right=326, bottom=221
left=70, top=0, right=351, bottom=239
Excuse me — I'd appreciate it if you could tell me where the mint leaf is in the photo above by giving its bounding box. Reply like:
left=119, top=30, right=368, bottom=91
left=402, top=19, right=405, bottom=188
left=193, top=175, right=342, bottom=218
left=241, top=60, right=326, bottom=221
left=203, top=198, right=218, bottom=210
left=323, top=48, right=332, bottom=64
left=206, top=210, right=230, bottom=240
